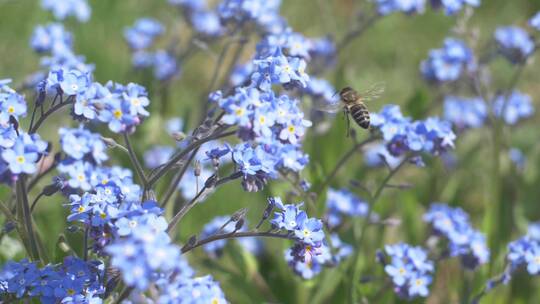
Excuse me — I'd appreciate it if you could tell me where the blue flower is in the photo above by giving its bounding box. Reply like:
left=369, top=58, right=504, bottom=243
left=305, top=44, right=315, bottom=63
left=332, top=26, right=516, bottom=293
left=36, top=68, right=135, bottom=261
left=493, top=91, right=534, bottom=125
left=152, top=50, right=179, bottom=81
left=143, top=146, right=174, bottom=169
left=421, top=38, right=475, bottom=83
left=0, top=87, right=27, bottom=124
left=430, top=0, right=480, bottom=15
left=443, top=96, right=487, bottom=129
left=509, top=148, right=526, bottom=170
left=530, top=12, right=540, bottom=31
left=326, top=188, right=369, bottom=227
left=30, top=23, right=73, bottom=54
left=157, top=275, right=227, bottom=304
left=381, top=243, right=434, bottom=299
left=1, top=134, right=47, bottom=176
left=374, top=0, right=426, bottom=15
left=59, top=69, right=90, bottom=96
left=424, top=203, right=489, bottom=269
left=59, top=126, right=108, bottom=164
left=41, top=0, right=91, bottom=22
left=124, top=18, right=164, bottom=51
left=294, top=217, right=325, bottom=245
left=190, top=10, right=223, bottom=37
left=495, top=26, right=535, bottom=64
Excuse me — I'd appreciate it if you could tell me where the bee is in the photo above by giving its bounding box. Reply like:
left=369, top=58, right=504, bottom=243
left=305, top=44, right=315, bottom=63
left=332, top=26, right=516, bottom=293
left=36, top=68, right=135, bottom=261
left=314, top=83, right=385, bottom=136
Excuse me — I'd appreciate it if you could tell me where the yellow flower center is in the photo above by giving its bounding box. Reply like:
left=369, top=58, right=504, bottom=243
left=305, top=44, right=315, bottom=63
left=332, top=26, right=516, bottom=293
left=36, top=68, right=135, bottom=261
left=7, top=106, right=15, bottom=114
left=303, top=229, right=311, bottom=237
left=415, top=279, right=423, bottom=286
left=16, top=156, right=25, bottom=164
left=77, top=206, right=85, bottom=213
left=398, top=267, right=406, bottom=275
left=259, top=116, right=266, bottom=124
left=101, top=179, right=108, bottom=185
left=235, top=108, right=244, bottom=116
left=100, top=212, right=107, bottom=219
left=67, top=288, right=76, bottom=295
left=288, top=125, right=295, bottom=133
left=77, top=174, right=85, bottom=181
left=131, top=98, right=140, bottom=106
left=113, top=109, right=123, bottom=119
left=211, top=298, right=220, bottom=304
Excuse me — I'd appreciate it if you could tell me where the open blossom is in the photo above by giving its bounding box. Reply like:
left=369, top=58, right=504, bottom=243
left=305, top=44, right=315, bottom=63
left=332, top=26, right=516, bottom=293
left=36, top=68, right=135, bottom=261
left=421, top=38, right=475, bottom=83
left=424, top=203, right=490, bottom=269
left=381, top=243, right=434, bottom=299
left=41, top=0, right=91, bottom=22
left=494, top=26, right=535, bottom=64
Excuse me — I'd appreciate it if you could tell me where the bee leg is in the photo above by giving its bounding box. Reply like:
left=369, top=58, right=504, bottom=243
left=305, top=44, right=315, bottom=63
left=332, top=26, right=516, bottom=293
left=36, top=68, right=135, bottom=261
left=343, top=107, right=351, bottom=138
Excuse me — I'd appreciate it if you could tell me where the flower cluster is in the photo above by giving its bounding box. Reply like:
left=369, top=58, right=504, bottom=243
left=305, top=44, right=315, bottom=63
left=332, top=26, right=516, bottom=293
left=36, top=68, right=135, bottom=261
left=157, top=275, right=227, bottom=304
left=45, top=68, right=151, bottom=132
left=424, top=203, right=490, bottom=269
left=325, top=188, right=369, bottom=228
left=371, top=105, right=456, bottom=163
left=493, top=91, right=534, bottom=125
left=0, top=81, right=48, bottom=181
left=374, top=0, right=426, bottom=15
left=375, top=0, right=479, bottom=16
left=30, top=23, right=93, bottom=73
left=218, top=0, right=284, bottom=33
left=494, top=26, right=535, bottom=64
left=443, top=96, right=487, bottom=129
left=41, top=0, right=91, bottom=22
left=380, top=243, right=434, bottom=299
left=106, top=209, right=180, bottom=290
left=219, top=88, right=310, bottom=191
left=169, top=0, right=223, bottom=37
left=421, top=38, right=475, bottom=83
left=124, top=18, right=179, bottom=81
left=506, top=223, right=540, bottom=278
left=269, top=197, right=333, bottom=278
left=0, top=257, right=104, bottom=303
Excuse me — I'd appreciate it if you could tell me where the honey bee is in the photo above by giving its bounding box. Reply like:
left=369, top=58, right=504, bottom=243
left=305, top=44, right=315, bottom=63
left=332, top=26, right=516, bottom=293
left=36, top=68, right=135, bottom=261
left=314, top=83, right=385, bottom=136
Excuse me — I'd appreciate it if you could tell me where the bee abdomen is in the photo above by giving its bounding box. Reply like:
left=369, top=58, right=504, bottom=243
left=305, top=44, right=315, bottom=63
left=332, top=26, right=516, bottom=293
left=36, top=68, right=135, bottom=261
left=350, top=103, right=370, bottom=129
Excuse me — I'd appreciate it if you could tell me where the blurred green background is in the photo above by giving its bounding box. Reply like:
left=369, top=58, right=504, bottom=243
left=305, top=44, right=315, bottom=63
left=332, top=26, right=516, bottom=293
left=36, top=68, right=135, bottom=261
left=1, top=0, right=540, bottom=303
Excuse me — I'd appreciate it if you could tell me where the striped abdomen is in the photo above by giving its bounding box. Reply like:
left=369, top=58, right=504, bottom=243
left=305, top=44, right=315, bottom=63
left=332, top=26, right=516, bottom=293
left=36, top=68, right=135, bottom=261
left=349, top=103, right=370, bottom=129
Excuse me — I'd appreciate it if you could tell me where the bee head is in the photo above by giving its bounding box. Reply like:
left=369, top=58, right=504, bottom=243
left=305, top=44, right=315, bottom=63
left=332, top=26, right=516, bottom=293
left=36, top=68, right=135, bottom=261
left=339, top=87, right=358, bottom=104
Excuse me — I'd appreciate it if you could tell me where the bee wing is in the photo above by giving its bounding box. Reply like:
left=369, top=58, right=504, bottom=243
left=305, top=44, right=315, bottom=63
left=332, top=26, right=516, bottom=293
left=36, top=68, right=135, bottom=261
left=312, top=98, right=342, bottom=113
left=360, top=82, right=385, bottom=102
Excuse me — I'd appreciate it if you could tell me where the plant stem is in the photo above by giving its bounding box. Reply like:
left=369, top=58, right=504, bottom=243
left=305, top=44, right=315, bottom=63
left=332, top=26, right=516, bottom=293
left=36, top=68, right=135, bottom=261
left=147, top=129, right=236, bottom=187
left=160, top=148, right=199, bottom=208
left=29, top=98, right=74, bottom=134
left=181, top=231, right=292, bottom=254
left=122, top=132, right=148, bottom=186
left=16, top=177, right=41, bottom=262
left=350, top=157, right=409, bottom=303
left=317, top=137, right=376, bottom=195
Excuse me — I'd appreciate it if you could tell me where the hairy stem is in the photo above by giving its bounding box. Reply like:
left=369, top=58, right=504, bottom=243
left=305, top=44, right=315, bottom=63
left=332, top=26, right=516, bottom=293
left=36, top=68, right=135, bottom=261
left=123, top=132, right=148, bottom=186
left=181, top=231, right=292, bottom=254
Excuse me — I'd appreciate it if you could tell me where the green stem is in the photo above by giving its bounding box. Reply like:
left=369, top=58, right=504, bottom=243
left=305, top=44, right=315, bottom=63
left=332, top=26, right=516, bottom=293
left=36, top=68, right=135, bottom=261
left=350, top=157, right=409, bottom=303
left=123, top=132, right=148, bottom=187
left=16, top=177, right=41, bottom=262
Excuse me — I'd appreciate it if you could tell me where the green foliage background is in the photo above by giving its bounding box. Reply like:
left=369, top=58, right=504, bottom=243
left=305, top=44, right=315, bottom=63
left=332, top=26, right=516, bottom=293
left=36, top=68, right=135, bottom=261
left=1, top=0, right=540, bottom=303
